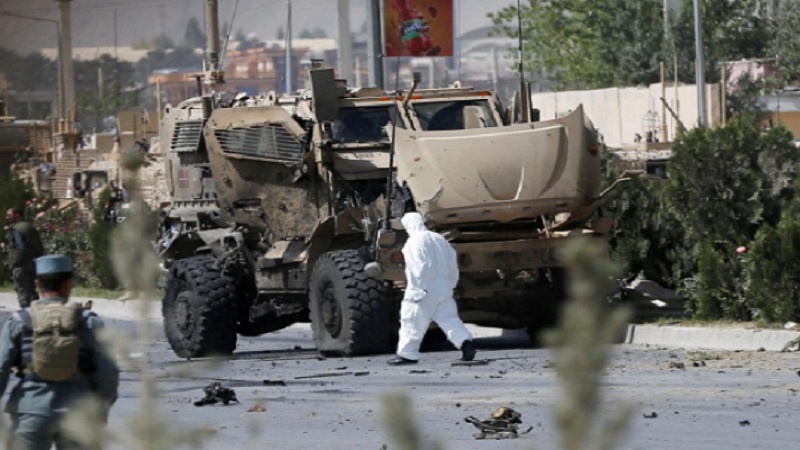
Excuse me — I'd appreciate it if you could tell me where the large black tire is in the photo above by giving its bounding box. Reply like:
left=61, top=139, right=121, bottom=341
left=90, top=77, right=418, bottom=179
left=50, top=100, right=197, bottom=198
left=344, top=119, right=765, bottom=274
left=309, top=250, right=398, bottom=356
left=162, top=255, right=238, bottom=358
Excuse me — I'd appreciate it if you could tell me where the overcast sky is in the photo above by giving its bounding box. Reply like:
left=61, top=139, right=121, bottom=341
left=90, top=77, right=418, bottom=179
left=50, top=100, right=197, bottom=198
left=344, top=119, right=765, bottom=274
left=0, top=0, right=517, bottom=55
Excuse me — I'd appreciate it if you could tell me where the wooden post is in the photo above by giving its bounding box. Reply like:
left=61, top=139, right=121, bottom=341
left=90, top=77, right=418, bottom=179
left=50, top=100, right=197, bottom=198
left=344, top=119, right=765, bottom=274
left=661, top=61, right=668, bottom=142
left=721, top=64, right=727, bottom=127
left=156, top=78, right=163, bottom=124
left=674, top=54, right=680, bottom=134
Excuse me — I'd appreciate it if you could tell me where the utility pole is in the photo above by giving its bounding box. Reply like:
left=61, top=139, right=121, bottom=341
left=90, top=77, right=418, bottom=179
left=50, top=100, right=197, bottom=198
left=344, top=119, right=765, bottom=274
left=285, top=0, right=293, bottom=93
left=204, top=0, right=225, bottom=89
left=337, top=0, right=354, bottom=85
left=366, top=0, right=384, bottom=88
left=693, top=0, right=707, bottom=127
left=56, top=0, right=74, bottom=132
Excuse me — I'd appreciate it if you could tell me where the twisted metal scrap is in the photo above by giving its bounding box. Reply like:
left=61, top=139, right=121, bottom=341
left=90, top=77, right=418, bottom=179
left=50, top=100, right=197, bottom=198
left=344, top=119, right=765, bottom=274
left=465, top=407, right=530, bottom=440
left=194, top=382, right=240, bottom=406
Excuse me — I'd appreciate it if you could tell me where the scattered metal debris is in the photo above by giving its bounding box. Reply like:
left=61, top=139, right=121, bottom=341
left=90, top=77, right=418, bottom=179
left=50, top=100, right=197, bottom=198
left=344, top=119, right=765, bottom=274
left=452, top=359, right=490, bottom=367
left=643, top=412, right=658, bottom=419
left=781, top=336, right=800, bottom=352
left=194, top=382, right=239, bottom=406
left=294, top=371, right=370, bottom=380
left=668, top=362, right=686, bottom=370
left=465, top=407, right=531, bottom=440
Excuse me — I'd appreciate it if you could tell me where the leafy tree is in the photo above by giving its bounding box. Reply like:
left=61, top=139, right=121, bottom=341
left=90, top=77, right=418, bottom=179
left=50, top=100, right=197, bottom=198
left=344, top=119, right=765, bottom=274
left=152, top=34, right=175, bottom=51
left=134, top=47, right=203, bottom=81
left=87, top=187, right=119, bottom=289
left=299, top=28, right=328, bottom=39
left=183, top=17, right=206, bottom=49
left=670, top=0, right=773, bottom=84
left=744, top=208, right=800, bottom=323
left=666, top=115, right=797, bottom=246
left=489, top=0, right=666, bottom=90
left=73, top=55, right=138, bottom=131
left=665, top=116, right=799, bottom=318
left=489, top=0, right=776, bottom=90
left=767, top=0, right=800, bottom=85
left=0, top=48, right=59, bottom=119
left=601, top=148, right=692, bottom=289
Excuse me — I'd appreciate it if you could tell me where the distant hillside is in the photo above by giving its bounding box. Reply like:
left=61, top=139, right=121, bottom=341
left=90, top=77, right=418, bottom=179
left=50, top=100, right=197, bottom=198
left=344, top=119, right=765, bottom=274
left=1, top=0, right=509, bottom=57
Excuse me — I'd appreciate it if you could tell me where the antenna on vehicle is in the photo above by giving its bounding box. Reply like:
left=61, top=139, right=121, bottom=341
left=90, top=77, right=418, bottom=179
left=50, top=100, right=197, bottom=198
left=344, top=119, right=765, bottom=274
left=204, top=0, right=225, bottom=89
left=516, top=0, right=530, bottom=123
left=219, top=0, right=240, bottom=70
left=382, top=53, right=420, bottom=232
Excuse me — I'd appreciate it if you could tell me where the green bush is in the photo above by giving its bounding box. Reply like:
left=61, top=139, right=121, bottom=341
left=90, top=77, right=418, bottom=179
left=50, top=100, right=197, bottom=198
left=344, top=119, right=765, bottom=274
left=606, top=114, right=800, bottom=321
left=0, top=174, right=119, bottom=290
left=744, top=209, right=800, bottom=323
left=0, top=176, right=39, bottom=281
left=87, top=187, right=119, bottom=289
left=695, top=242, right=748, bottom=320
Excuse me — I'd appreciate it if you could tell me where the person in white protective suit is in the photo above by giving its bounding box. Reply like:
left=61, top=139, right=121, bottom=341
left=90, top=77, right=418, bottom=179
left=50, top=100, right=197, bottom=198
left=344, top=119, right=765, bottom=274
left=387, top=212, right=477, bottom=365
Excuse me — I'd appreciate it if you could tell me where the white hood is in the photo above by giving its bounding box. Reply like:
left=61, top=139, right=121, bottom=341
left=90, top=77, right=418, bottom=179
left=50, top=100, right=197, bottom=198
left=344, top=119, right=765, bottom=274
left=401, top=212, right=427, bottom=236
left=400, top=212, right=459, bottom=302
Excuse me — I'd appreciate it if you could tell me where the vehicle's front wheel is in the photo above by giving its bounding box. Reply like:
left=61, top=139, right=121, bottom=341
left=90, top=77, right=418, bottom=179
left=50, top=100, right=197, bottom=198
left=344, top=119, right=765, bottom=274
left=309, top=250, right=398, bottom=356
left=162, top=255, right=238, bottom=358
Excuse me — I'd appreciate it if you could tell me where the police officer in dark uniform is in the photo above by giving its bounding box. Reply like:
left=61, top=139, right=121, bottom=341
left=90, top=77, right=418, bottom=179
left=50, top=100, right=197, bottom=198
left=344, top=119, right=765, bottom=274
left=0, top=255, right=119, bottom=450
left=5, top=207, right=44, bottom=308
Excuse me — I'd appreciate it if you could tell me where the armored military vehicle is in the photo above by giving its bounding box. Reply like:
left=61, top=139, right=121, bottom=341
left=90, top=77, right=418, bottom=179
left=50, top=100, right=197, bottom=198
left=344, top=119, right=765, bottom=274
left=157, top=65, right=620, bottom=358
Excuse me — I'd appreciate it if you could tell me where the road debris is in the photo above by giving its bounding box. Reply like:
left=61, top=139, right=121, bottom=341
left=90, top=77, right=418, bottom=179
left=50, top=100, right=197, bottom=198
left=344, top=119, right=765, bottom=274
left=643, top=412, right=658, bottom=419
left=668, top=362, right=686, bottom=370
left=452, top=359, right=490, bottom=367
left=692, top=361, right=706, bottom=367
left=294, top=371, right=370, bottom=380
left=465, top=406, right=531, bottom=440
left=739, top=420, right=751, bottom=427
left=782, top=335, right=800, bottom=352
left=263, top=379, right=287, bottom=386
left=409, top=370, right=431, bottom=374
left=194, top=382, right=239, bottom=406
left=248, top=404, right=267, bottom=412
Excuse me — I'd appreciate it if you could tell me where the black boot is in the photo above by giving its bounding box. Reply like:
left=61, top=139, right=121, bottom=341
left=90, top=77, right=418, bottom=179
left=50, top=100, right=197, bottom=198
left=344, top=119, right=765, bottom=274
left=461, top=340, right=476, bottom=361
left=387, top=355, right=419, bottom=366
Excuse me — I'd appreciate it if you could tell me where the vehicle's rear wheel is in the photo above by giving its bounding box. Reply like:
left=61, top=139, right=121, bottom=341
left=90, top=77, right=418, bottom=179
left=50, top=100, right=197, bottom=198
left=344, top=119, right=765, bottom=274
left=163, top=255, right=238, bottom=358
left=309, top=250, right=398, bottom=355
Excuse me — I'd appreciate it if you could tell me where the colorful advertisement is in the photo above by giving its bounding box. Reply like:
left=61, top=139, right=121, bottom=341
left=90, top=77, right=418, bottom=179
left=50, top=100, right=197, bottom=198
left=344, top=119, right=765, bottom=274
left=384, top=0, right=454, bottom=57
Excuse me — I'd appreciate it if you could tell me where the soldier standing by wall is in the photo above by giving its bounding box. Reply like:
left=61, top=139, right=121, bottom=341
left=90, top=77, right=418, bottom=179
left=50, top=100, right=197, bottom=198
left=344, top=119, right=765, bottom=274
left=5, top=207, right=44, bottom=308
left=0, top=255, right=120, bottom=450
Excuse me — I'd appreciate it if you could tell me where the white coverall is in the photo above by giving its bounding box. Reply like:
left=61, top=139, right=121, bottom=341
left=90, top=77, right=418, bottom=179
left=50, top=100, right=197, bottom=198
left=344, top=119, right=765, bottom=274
left=396, top=212, right=473, bottom=360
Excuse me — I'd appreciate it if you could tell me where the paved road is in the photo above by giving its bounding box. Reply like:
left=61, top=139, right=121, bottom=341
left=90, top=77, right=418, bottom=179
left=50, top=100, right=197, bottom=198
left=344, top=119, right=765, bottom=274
left=1, top=294, right=799, bottom=449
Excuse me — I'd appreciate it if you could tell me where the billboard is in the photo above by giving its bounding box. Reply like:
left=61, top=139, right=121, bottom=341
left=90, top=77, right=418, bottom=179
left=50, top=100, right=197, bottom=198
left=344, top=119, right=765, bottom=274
left=384, top=0, right=454, bottom=57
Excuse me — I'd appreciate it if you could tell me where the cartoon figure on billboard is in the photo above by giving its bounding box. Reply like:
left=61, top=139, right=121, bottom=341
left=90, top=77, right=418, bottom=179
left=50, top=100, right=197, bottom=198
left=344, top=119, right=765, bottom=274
left=385, top=0, right=454, bottom=58
left=391, top=0, right=432, bottom=55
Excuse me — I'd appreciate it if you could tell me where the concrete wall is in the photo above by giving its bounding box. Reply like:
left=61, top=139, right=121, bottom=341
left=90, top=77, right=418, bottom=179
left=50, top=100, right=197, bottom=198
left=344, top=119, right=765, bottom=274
left=531, top=83, right=722, bottom=148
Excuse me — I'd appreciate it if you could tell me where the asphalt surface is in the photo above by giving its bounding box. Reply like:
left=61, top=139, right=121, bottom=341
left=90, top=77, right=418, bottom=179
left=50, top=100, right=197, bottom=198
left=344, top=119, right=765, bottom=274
left=1, top=294, right=799, bottom=450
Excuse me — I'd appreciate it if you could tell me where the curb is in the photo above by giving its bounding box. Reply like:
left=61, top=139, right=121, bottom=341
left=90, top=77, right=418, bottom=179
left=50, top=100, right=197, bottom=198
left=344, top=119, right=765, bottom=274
left=625, top=324, right=800, bottom=352
left=0, top=294, right=161, bottom=321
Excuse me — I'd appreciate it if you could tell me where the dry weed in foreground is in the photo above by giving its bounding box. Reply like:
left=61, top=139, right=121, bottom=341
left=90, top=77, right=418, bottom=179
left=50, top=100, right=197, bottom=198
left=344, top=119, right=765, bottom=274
left=544, top=239, right=633, bottom=450
left=381, top=391, right=444, bottom=450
